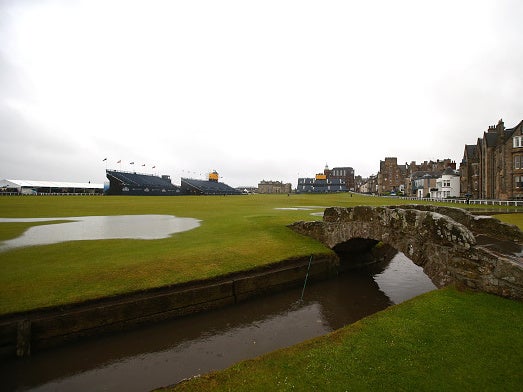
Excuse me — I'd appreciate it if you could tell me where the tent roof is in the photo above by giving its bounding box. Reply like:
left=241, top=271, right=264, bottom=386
left=0, top=179, right=104, bottom=189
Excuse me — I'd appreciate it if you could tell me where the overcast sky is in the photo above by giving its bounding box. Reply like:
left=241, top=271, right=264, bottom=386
left=1, top=0, right=522, bottom=188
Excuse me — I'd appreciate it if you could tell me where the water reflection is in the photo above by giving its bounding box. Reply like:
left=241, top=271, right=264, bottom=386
left=1, top=252, right=436, bottom=392
left=0, top=215, right=200, bottom=252
left=368, top=253, right=437, bottom=303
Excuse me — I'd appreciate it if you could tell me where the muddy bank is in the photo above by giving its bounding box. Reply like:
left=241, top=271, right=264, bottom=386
left=0, top=254, right=338, bottom=359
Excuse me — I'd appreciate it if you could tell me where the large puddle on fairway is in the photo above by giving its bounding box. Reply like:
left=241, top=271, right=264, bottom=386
left=0, top=215, right=201, bottom=252
left=1, top=252, right=437, bottom=392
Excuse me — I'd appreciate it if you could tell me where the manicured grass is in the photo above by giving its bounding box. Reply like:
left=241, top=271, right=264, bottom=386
left=168, top=286, right=523, bottom=391
left=0, top=194, right=324, bottom=314
left=493, top=212, right=523, bottom=228
left=0, top=194, right=521, bottom=315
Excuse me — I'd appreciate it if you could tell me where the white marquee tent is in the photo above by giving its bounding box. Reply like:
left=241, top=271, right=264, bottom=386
left=0, top=179, right=104, bottom=194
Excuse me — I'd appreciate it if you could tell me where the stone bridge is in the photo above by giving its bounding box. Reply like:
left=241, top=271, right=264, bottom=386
left=289, top=205, right=523, bottom=300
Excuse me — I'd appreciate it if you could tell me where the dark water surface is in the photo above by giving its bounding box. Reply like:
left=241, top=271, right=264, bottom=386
left=1, top=253, right=436, bottom=392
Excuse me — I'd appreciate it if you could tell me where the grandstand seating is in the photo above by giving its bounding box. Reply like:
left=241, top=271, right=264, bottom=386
left=107, top=170, right=175, bottom=187
left=106, top=170, right=180, bottom=195
left=106, top=170, right=241, bottom=196
left=181, top=178, right=241, bottom=195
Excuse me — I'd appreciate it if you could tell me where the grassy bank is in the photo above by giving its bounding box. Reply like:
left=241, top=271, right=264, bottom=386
left=0, top=193, right=348, bottom=314
left=0, top=194, right=521, bottom=315
left=168, top=286, right=523, bottom=391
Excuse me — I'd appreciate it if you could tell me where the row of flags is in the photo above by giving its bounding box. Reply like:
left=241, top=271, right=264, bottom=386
left=102, top=158, right=219, bottom=179
left=102, top=158, right=156, bottom=169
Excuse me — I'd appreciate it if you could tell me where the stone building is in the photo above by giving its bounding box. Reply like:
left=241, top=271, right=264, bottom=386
left=378, top=157, right=457, bottom=196
left=404, top=159, right=456, bottom=196
left=258, top=180, right=292, bottom=194
left=409, top=171, right=439, bottom=198
left=460, top=144, right=480, bottom=198
left=325, top=166, right=355, bottom=191
left=377, top=157, right=407, bottom=194
left=460, top=119, right=523, bottom=200
left=408, top=159, right=456, bottom=173
left=359, top=175, right=378, bottom=194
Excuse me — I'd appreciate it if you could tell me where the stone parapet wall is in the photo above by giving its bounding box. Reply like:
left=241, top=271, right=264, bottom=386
left=389, top=204, right=523, bottom=242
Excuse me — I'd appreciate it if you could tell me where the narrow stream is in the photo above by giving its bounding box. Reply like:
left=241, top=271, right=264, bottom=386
left=1, top=252, right=436, bottom=392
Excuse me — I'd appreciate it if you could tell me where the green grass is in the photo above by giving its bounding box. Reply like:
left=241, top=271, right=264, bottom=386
left=0, top=194, right=521, bottom=315
left=168, top=286, right=523, bottom=391
left=493, top=212, right=523, bottom=228
left=2, top=195, right=522, bottom=390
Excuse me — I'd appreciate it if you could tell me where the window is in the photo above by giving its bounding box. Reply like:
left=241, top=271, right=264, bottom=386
left=513, top=136, right=523, bottom=148
left=515, top=155, right=522, bottom=170
left=515, top=176, right=523, bottom=188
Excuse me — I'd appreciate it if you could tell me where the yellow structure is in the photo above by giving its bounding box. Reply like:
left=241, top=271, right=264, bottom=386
left=315, top=173, right=327, bottom=180
left=208, top=171, right=219, bottom=182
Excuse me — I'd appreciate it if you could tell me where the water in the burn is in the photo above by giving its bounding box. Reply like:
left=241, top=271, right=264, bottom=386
left=1, top=252, right=436, bottom=392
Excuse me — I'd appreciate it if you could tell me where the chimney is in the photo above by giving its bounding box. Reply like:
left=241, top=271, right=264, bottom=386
left=497, top=118, right=505, bottom=141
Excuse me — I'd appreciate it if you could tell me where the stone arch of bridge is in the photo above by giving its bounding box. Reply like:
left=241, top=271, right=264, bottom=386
left=324, top=206, right=476, bottom=274
left=331, top=237, right=398, bottom=270
left=289, top=205, right=523, bottom=299
left=290, top=205, right=478, bottom=288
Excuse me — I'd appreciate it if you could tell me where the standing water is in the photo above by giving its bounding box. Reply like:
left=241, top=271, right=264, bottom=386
left=0, top=215, right=201, bottom=252
left=1, top=252, right=436, bottom=391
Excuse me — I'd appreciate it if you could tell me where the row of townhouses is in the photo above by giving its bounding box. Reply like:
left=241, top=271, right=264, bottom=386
left=366, top=119, right=523, bottom=200
left=366, top=157, right=459, bottom=198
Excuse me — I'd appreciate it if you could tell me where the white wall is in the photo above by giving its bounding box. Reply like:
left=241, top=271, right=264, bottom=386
left=431, top=174, right=460, bottom=199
